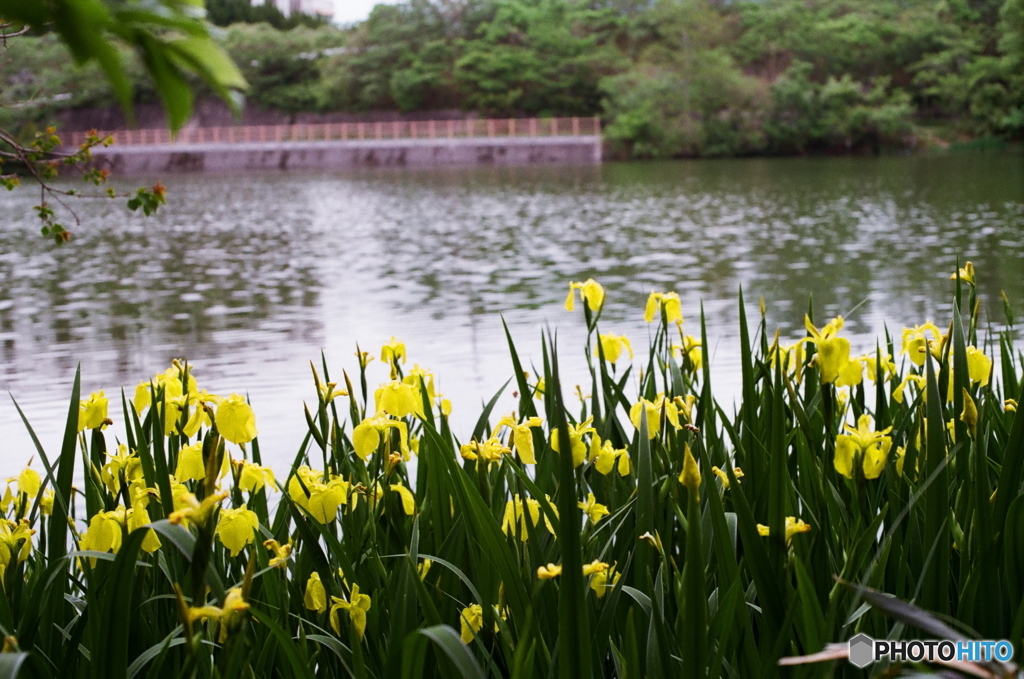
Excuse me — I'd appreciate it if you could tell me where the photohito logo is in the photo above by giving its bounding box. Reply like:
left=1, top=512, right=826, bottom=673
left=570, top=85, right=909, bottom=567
left=847, top=634, right=1015, bottom=668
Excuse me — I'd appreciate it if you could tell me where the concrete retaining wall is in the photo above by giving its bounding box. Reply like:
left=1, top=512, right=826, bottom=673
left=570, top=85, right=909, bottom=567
left=90, top=136, right=602, bottom=174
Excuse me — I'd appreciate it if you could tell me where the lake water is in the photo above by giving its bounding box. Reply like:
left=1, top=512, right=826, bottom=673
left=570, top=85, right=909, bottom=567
left=1, top=153, right=1021, bottom=474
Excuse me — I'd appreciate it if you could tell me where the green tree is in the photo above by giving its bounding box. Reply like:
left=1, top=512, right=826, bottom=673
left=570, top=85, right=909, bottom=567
left=764, top=61, right=914, bottom=153
left=601, top=0, right=764, bottom=157
left=317, top=0, right=474, bottom=112
left=206, top=0, right=332, bottom=30
left=453, top=0, right=620, bottom=116
left=225, top=23, right=345, bottom=114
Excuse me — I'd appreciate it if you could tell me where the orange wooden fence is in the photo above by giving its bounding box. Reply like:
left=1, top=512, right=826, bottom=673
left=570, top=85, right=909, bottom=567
left=68, top=117, right=601, bottom=147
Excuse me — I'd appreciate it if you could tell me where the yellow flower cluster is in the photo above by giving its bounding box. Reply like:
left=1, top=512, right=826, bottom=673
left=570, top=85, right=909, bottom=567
left=834, top=414, right=893, bottom=480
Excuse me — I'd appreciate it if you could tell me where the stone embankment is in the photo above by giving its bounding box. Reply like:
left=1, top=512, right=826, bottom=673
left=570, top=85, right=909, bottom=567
left=70, top=118, right=602, bottom=173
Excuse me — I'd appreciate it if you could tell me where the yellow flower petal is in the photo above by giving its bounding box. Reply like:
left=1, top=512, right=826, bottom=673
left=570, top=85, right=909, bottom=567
left=216, top=394, right=258, bottom=445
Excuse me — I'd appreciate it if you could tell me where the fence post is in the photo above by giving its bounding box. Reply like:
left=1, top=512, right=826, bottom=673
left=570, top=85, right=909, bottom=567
left=573, top=117, right=579, bottom=135
left=487, top=119, right=494, bottom=137
left=510, top=118, right=515, bottom=137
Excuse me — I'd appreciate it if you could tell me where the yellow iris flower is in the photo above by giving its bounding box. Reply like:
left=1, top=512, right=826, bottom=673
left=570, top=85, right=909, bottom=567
left=501, top=494, right=557, bottom=541
left=578, top=492, right=609, bottom=524
left=353, top=414, right=411, bottom=461
left=133, top=364, right=198, bottom=414
left=187, top=587, right=250, bottom=643
left=374, top=380, right=421, bottom=419
left=537, top=561, right=611, bottom=581
left=678, top=443, right=701, bottom=497
left=899, top=322, right=942, bottom=367
left=864, top=353, right=897, bottom=384
left=950, top=261, right=975, bottom=284
left=175, top=442, right=206, bottom=482
left=644, top=291, right=683, bottom=325
left=403, top=364, right=436, bottom=400
left=893, top=374, right=927, bottom=404
left=757, top=516, right=812, bottom=545
left=460, top=437, right=511, bottom=464
left=236, top=460, right=276, bottom=493
left=834, top=414, right=893, bottom=480
left=551, top=417, right=596, bottom=467
left=769, top=337, right=806, bottom=384
left=565, top=279, right=605, bottom=312
left=12, top=466, right=41, bottom=502
left=287, top=466, right=350, bottom=523
left=804, top=315, right=851, bottom=384
left=494, top=412, right=543, bottom=464
left=459, top=604, right=484, bottom=643
left=304, top=572, right=327, bottom=613
left=215, top=505, right=259, bottom=557
left=389, top=483, right=416, bottom=515
left=40, top=489, right=54, bottom=515
left=381, top=337, right=406, bottom=378
left=263, top=539, right=292, bottom=568
left=169, top=490, right=227, bottom=529
left=165, top=392, right=216, bottom=438
left=536, top=563, right=562, bottom=580
left=711, top=466, right=743, bottom=489
left=0, top=519, right=35, bottom=579
left=590, top=564, right=621, bottom=598
left=101, top=445, right=144, bottom=495
left=596, top=334, right=634, bottom=364
left=673, top=334, right=702, bottom=371
left=965, top=346, right=992, bottom=387
left=331, top=584, right=372, bottom=641
left=629, top=397, right=681, bottom=438
left=78, top=391, right=108, bottom=431
left=961, top=389, right=979, bottom=439
left=588, top=436, right=631, bottom=476
left=80, top=503, right=160, bottom=557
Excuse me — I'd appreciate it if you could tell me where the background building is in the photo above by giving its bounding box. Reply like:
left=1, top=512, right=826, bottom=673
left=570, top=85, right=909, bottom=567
left=252, top=0, right=333, bottom=19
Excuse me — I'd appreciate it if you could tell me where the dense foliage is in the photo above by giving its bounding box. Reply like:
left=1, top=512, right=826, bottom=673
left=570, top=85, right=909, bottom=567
left=206, top=0, right=331, bottom=30
left=1, top=263, right=1023, bottom=678
left=3, top=0, right=1022, bottom=157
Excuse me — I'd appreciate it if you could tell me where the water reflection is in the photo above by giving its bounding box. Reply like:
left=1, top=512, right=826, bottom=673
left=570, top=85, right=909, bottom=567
left=0, top=153, right=1020, bottom=471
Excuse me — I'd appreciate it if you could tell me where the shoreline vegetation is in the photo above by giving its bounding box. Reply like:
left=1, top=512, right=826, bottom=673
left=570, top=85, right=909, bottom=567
left=1, top=0, right=1021, bottom=159
left=2, top=262, right=1023, bottom=677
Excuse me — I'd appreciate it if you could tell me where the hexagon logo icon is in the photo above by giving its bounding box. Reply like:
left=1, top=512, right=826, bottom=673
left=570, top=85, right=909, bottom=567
left=848, top=634, right=875, bottom=668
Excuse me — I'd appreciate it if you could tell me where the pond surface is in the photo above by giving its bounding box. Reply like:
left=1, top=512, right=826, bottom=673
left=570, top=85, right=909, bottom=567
left=1, top=153, right=1022, bottom=473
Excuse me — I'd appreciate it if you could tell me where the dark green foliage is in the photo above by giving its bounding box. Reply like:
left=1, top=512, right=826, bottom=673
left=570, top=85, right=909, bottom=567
left=223, top=24, right=346, bottom=114
left=206, top=0, right=331, bottom=30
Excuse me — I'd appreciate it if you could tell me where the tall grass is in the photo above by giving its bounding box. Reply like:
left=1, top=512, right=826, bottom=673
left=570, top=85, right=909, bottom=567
left=1, top=264, right=1022, bottom=679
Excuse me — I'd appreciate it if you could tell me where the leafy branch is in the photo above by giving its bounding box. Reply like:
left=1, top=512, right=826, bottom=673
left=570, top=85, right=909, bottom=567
left=0, top=0, right=247, bottom=243
left=0, top=125, right=165, bottom=243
